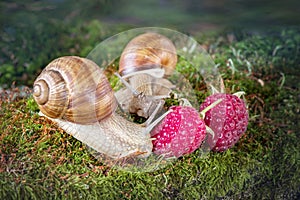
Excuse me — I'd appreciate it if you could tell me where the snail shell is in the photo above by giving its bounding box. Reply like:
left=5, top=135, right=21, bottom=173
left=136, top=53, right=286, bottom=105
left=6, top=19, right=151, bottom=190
left=33, top=56, right=117, bottom=124
left=119, top=32, right=177, bottom=77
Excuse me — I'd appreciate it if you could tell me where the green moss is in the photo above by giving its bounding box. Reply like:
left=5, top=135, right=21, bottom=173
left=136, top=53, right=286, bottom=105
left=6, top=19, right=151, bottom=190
left=1, top=26, right=300, bottom=199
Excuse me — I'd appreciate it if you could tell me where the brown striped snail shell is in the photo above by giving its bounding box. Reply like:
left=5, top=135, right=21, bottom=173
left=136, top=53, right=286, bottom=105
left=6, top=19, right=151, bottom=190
left=33, top=56, right=153, bottom=159
left=119, top=32, right=177, bottom=77
left=33, top=56, right=116, bottom=124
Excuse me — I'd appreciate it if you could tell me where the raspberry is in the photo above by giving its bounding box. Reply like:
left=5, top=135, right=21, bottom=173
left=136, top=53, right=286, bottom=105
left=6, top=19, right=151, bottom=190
left=199, top=93, right=249, bottom=152
left=151, top=106, right=206, bottom=157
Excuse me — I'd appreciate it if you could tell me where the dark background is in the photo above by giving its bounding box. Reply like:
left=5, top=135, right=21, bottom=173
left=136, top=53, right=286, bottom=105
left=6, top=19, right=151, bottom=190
left=1, top=0, right=300, bottom=33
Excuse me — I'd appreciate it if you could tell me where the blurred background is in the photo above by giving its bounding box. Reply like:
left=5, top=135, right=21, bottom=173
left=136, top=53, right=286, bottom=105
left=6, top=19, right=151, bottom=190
left=0, top=0, right=299, bottom=87
left=2, top=0, right=300, bottom=32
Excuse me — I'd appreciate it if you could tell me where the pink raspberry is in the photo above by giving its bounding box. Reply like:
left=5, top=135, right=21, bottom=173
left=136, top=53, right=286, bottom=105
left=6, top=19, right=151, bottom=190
left=151, top=106, right=206, bottom=158
left=199, top=93, right=249, bottom=152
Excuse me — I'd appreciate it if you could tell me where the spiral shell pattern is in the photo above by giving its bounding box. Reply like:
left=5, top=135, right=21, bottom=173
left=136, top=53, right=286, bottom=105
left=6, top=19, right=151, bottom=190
left=33, top=56, right=117, bottom=124
left=119, top=32, right=177, bottom=76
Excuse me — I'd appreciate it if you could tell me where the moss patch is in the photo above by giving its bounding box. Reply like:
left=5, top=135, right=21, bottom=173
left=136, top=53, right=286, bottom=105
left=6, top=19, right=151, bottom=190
left=1, top=25, right=300, bottom=199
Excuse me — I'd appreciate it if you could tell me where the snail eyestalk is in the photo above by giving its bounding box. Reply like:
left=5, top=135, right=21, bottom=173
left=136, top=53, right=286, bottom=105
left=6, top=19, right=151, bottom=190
left=146, top=108, right=173, bottom=136
left=114, top=72, right=140, bottom=96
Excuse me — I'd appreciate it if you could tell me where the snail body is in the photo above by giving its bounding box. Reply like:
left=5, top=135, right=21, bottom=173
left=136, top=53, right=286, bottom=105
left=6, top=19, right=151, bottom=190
left=47, top=112, right=150, bottom=159
left=116, top=32, right=177, bottom=119
left=33, top=56, right=152, bottom=159
left=115, top=74, right=174, bottom=119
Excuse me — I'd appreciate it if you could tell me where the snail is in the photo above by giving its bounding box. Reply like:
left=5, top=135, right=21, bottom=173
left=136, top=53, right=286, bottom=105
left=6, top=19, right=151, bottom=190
left=33, top=56, right=154, bottom=159
left=115, top=32, right=178, bottom=121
